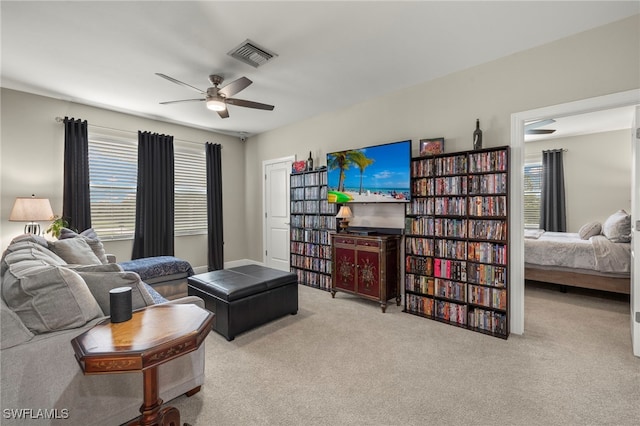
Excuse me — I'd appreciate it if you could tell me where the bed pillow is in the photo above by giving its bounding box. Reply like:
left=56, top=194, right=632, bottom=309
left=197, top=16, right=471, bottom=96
left=578, top=221, right=601, bottom=240
left=602, top=210, right=631, bottom=243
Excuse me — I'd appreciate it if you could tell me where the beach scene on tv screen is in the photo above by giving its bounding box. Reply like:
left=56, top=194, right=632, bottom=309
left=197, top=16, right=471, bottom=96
left=326, top=141, right=410, bottom=203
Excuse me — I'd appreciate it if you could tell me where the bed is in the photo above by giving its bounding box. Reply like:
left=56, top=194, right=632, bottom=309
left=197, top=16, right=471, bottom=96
left=524, top=210, right=632, bottom=294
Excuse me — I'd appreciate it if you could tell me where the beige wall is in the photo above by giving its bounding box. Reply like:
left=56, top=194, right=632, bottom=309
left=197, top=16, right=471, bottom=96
left=525, top=129, right=632, bottom=232
left=246, top=14, right=640, bottom=262
left=0, top=89, right=247, bottom=269
left=1, top=15, right=638, bottom=269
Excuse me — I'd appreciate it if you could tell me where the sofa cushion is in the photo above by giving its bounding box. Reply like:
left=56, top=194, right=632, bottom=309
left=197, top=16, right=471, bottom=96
left=69, top=263, right=124, bottom=273
left=59, top=227, right=109, bottom=264
left=2, top=264, right=103, bottom=334
left=1, top=242, right=66, bottom=276
left=0, top=296, right=34, bottom=349
left=49, top=238, right=102, bottom=265
left=602, top=210, right=631, bottom=243
left=78, top=271, right=155, bottom=315
left=8, top=233, right=49, bottom=248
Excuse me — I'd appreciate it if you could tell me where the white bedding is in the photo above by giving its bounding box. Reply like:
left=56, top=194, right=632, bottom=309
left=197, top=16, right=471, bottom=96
left=524, top=231, right=631, bottom=274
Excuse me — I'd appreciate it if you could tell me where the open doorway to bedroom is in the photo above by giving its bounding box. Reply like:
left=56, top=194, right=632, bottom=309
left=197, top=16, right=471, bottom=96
left=510, top=89, right=639, bottom=339
left=521, top=107, right=633, bottom=350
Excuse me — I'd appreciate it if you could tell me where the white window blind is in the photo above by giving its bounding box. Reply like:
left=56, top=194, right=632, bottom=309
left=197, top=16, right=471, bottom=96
left=524, top=163, right=542, bottom=229
left=88, top=132, right=207, bottom=239
left=88, top=133, right=138, bottom=240
left=174, top=143, right=207, bottom=236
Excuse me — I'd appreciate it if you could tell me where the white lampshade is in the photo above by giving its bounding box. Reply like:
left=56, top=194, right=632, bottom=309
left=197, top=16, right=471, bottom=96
left=9, top=197, right=54, bottom=222
left=336, top=205, right=353, bottom=219
left=9, top=196, right=54, bottom=235
left=206, top=99, right=226, bottom=112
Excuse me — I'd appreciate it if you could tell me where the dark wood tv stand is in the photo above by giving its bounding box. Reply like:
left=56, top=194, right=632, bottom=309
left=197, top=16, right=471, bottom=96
left=331, top=233, right=401, bottom=312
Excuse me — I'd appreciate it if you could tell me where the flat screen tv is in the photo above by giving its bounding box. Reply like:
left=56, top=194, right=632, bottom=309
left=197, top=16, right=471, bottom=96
left=326, top=140, right=411, bottom=203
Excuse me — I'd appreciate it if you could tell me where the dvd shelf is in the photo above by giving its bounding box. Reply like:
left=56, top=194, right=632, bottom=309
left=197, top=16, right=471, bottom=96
left=290, top=169, right=337, bottom=291
left=404, top=146, right=510, bottom=339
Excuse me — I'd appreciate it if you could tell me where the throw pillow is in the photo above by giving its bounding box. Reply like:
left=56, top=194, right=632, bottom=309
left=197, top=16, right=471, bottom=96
left=2, top=264, right=103, bottom=334
left=58, top=228, right=108, bottom=264
left=602, top=210, right=631, bottom=243
left=49, top=238, right=102, bottom=265
left=78, top=271, right=155, bottom=315
left=59, top=227, right=99, bottom=240
left=578, top=221, right=602, bottom=240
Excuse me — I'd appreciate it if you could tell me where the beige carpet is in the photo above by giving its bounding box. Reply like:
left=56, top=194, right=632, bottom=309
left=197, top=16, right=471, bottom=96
left=171, top=282, right=640, bottom=425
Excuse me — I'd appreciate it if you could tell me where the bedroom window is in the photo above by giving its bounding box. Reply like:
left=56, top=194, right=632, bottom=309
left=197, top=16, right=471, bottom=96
left=524, top=163, right=542, bottom=229
left=88, top=132, right=207, bottom=240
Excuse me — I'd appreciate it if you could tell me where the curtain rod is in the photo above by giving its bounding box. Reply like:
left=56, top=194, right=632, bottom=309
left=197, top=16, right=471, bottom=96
left=54, top=116, right=212, bottom=147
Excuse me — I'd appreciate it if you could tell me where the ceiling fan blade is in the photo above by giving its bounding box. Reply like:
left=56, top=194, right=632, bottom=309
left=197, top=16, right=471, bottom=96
left=156, top=73, right=205, bottom=94
left=226, top=98, right=274, bottom=111
left=525, top=119, right=556, bottom=130
left=218, top=76, right=252, bottom=98
left=160, top=98, right=205, bottom=105
left=526, top=129, right=556, bottom=135
left=217, top=108, right=229, bottom=119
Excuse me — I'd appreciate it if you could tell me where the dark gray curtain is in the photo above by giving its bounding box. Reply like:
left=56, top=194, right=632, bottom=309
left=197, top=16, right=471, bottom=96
left=132, top=132, right=175, bottom=259
left=62, top=117, right=91, bottom=231
left=206, top=143, right=224, bottom=270
left=540, top=149, right=566, bottom=232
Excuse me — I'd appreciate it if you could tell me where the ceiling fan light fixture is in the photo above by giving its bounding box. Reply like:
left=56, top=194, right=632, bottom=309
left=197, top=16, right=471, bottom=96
left=206, top=98, right=226, bottom=111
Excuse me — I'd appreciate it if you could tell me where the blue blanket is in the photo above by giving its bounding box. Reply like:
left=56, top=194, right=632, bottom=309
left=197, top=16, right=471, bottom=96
left=119, top=256, right=194, bottom=281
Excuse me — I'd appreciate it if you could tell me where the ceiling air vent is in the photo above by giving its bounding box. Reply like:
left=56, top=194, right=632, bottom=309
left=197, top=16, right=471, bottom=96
left=227, top=39, right=277, bottom=68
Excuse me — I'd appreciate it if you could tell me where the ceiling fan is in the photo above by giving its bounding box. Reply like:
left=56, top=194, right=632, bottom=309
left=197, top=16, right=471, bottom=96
left=156, top=73, right=274, bottom=119
left=525, top=119, right=556, bottom=135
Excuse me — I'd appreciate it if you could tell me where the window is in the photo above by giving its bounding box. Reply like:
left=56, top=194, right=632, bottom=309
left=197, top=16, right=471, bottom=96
left=88, top=131, right=208, bottom=240
left=524, top=162, right=542, bottom=229
left=174, top=142, right=207, bottom=236
left=88, top=131, right=138, bottom=240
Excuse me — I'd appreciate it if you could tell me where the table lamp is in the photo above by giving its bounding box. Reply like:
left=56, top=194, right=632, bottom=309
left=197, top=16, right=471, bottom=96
left=9, top=195, right=54, bottom=235
left=336, top=205, right=353, bottom=233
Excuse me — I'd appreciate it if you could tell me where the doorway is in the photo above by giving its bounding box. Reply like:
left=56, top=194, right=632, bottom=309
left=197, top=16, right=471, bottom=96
left=262, top=156, right=295, bottom=271
left=510, top=89, right=640, bottom=337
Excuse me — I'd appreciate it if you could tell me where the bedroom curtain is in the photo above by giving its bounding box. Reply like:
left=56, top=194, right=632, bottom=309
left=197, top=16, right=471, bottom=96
left=540, top=149, right=566, bottom=232
left=131, top=131, right=175, bottom=259
left=206, top=142, right=224, bottom=271
left=62, top=117, right=92, bottom=232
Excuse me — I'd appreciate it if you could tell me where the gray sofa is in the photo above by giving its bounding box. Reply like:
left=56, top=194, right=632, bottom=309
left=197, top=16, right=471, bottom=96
left=0, top=234, right=207, bottom=426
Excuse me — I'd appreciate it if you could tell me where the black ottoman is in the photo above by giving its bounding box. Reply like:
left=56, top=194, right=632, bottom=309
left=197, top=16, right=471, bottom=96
left=187, top=265, right=298, bottom=341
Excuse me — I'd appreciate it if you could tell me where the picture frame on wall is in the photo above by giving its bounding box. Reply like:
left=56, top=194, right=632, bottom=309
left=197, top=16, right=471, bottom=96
left=419, top=137, right=445, bottom=156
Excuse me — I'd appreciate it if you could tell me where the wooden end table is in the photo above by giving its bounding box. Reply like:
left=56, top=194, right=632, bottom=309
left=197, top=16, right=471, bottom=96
left=71, top=304, right=214, bottom=426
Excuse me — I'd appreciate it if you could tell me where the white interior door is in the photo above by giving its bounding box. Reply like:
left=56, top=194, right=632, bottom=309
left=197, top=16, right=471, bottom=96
left=263, top=157, right=294, bottom=271
left=631, top=105, right=640, bottom=357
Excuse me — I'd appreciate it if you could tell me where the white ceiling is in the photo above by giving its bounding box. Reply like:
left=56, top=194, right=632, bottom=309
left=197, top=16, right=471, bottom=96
left=2, top=1, right=638, bottom=139
left=524, top=106, right=636, bottom=142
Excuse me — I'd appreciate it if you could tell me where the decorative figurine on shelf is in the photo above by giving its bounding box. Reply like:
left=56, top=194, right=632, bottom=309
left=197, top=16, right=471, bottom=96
left=306, top=151, right=314, bottom=171
left=473, top=119, right=483, bottom=151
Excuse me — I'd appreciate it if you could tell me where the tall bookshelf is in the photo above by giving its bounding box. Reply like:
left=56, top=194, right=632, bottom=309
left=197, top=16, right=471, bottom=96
left=404, top=146, right=509, bottom=338
left=290, top=169, right=337, bottom=291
